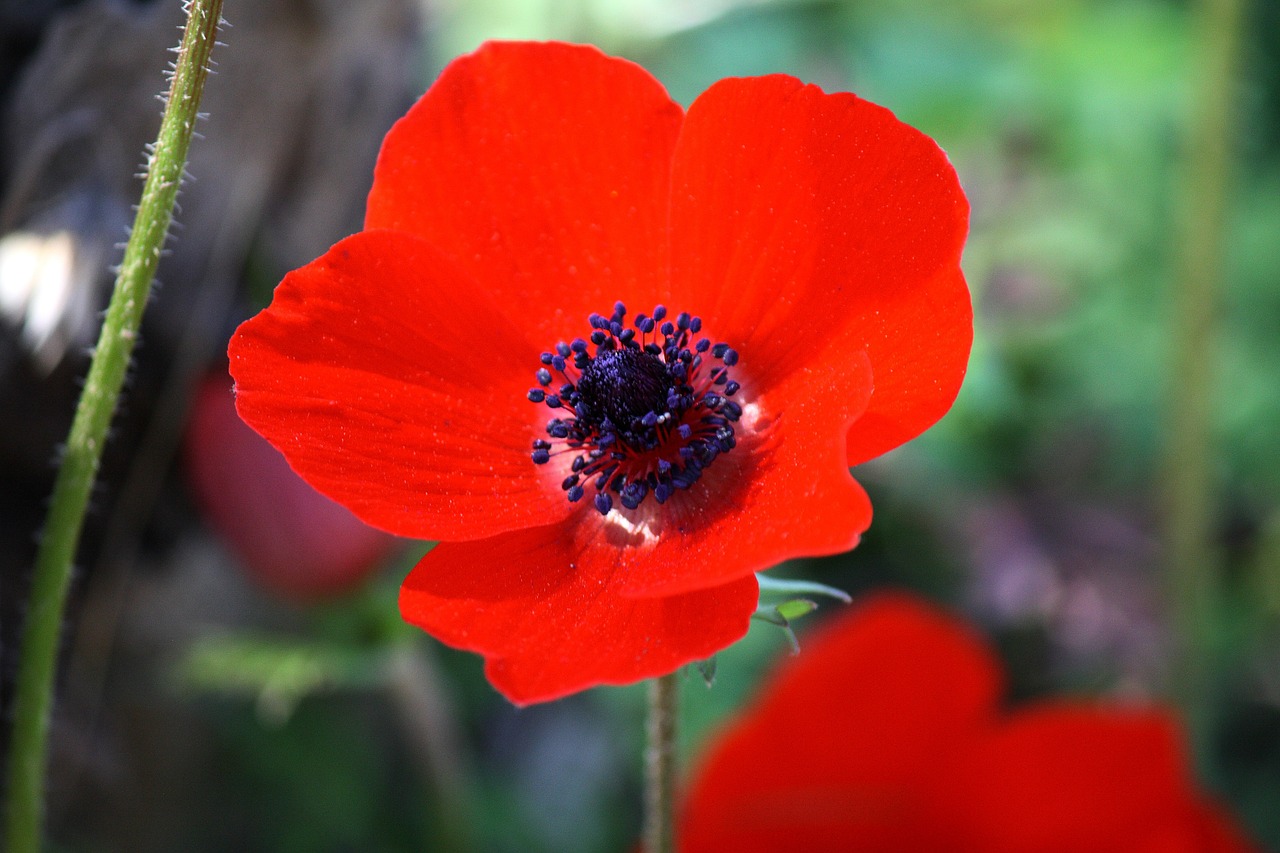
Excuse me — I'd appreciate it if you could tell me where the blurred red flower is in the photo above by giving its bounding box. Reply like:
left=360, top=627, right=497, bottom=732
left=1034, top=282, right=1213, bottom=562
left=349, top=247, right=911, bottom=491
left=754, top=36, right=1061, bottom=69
left=681, top=594, right=1261, bottom=853
left=228, top=42, right=970, bottom=703
left=184, top=370, right=397, bottom=601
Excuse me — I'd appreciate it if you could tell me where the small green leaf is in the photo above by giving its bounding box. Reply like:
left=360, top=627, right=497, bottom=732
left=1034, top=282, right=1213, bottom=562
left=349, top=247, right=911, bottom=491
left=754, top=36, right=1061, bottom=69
left=775, top=598, right=818, bottom=621
left=751, top=603, right=804, bottom=655
left=755, top=573, right=851, bottom=603
left=751, top=607, right=788, bottom=627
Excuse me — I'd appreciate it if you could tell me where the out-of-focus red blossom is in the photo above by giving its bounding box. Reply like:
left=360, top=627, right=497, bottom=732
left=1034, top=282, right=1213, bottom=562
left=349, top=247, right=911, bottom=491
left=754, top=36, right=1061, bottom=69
left=227, top=41, right=971, bottom=703
left=680, top=594, right=1261, bottom=853
left=184, top=370, right=397, bottom=602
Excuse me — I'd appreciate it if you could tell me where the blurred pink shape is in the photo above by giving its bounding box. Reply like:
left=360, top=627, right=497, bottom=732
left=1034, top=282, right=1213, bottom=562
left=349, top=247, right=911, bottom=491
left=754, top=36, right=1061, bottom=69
left=184, top=369, right=396, bottom=601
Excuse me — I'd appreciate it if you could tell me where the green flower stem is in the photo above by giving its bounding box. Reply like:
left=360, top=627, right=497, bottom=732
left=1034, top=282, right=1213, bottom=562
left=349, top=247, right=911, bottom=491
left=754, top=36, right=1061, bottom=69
left=4, top=2, right=223, bottom=849
left=1164, top=0, right=1244, bottom=730
left=644, top=672, right=679, bottom=853
left=384, top=641, right=478, bottom=850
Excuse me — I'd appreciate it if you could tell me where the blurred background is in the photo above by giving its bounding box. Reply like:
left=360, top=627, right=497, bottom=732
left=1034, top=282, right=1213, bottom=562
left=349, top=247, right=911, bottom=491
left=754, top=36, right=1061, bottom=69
left=1, top=0, right=1278, bottom=850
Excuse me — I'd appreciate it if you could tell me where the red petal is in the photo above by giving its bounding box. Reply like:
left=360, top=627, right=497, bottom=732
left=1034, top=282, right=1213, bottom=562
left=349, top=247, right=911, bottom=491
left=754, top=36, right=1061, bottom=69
left=399, top=524, right=758, bottom=704
left=681, top=594, right=1001, bottom=852
left=681, top=594, right=1261, bottom=852
left=229, top=230, right=569, bottom=541
left=605, top=348, right=874, bottom=597
left=844, top=264, right=972, bottom=465
left=367, top=41, right=683, bottom=345
left=928, top=704, right=1211, bottom=853
left=669, top=75, right=971, bottom=460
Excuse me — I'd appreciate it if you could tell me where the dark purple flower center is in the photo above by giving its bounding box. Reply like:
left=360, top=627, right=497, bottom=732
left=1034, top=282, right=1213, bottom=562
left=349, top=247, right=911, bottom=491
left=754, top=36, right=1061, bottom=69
left=528, top=302, right=743, bottom=514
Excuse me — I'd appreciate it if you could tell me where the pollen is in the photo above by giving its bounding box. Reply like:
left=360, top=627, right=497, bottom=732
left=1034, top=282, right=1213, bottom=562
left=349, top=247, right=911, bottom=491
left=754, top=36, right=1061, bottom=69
left=528, top=302, right=743, bottom=514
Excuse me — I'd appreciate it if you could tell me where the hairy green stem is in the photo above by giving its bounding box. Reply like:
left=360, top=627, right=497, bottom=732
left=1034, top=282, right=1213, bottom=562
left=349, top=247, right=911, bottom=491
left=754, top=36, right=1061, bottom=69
left=1164, top=0, right=1244, bottom=729
left=4, top=2, right=223, bottom=849
left=644, top=672, right=679, bottom=853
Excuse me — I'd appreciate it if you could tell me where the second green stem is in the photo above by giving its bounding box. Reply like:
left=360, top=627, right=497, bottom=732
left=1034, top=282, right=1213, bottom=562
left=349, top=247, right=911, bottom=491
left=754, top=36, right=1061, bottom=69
left=645, top=671, right=679, bottom=853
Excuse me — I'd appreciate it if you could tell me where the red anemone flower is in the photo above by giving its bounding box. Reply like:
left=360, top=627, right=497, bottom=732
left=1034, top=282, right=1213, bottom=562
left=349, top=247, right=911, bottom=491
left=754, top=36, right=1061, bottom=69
left=680, top=594, right=1261, bottom=853
left=227, top=42, right=970, bottom=703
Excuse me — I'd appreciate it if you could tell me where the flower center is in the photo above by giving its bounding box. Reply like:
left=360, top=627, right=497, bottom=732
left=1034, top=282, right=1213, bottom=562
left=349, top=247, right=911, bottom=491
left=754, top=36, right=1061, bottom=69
left=528, top=302, right=743, bottom=515
left=576, top=348, right=672, bottom=436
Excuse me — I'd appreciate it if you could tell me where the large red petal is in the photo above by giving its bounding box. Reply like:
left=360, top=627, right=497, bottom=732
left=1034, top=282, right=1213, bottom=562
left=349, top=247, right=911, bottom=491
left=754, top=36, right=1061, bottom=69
left=669, top=75, right=971, bottom=462
left=229, top=230, right=569, bottom=541
left=399, top=524, right=758, bottom=704
left=608, top=348, right=874, bottom=598
left=367, top=41, right=683, bottom=344
left=681, top=594, right=1001, bottom=852
left=927, top=705, right=1216, bottom=853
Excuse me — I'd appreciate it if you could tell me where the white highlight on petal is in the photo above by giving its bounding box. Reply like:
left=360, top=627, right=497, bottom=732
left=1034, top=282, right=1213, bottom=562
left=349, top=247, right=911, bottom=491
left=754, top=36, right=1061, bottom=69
left=601, top=507, right=660, bottom=546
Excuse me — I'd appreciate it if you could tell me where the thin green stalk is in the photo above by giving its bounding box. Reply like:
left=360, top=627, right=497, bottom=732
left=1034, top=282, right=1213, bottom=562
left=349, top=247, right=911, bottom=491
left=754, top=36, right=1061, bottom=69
left=4, top=2, right=223, bottom=849
left=1164, top=0, right=1244, bottom=730
left=644, top=672, right=679, bottom=853
left=384, top=641, right=479, bottom=851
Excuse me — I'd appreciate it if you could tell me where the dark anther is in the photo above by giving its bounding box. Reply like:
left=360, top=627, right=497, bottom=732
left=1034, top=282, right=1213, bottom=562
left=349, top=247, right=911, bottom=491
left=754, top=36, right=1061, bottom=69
left=576, top=348, right=672, bottom=435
